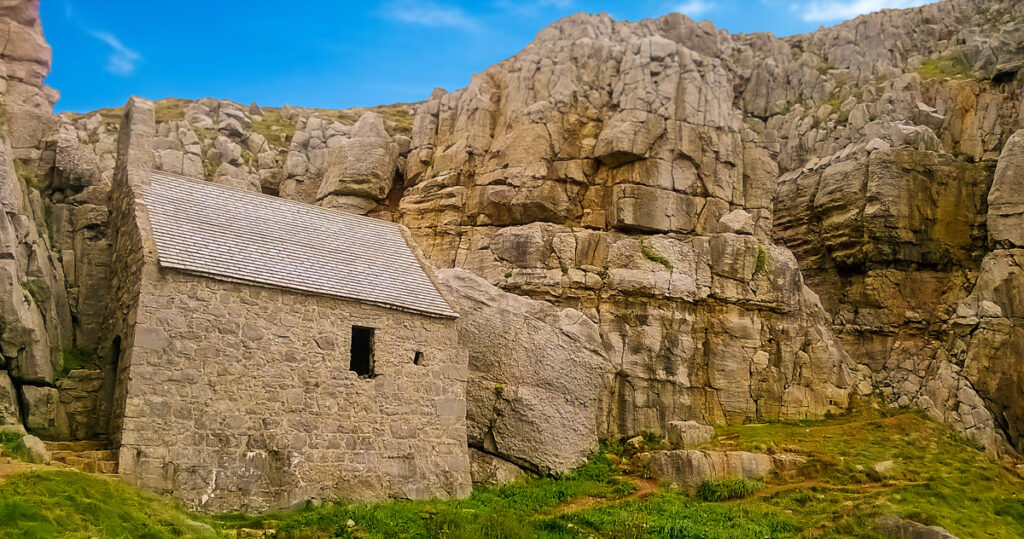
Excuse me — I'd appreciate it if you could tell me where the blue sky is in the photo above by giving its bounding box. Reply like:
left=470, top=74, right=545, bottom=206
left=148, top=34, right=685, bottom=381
left=43, top=1, right=935, bottom=113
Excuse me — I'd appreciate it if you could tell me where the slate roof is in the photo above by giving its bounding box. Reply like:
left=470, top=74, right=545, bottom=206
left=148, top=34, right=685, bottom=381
left=139, top=170, right=458, bottom=318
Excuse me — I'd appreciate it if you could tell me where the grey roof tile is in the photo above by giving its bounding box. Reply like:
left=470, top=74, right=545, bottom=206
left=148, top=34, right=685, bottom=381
left=139, top=170, right=458, bottom=318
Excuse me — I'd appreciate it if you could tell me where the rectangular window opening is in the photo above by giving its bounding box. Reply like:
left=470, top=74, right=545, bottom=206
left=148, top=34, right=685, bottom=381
left=413, top=351, right=424, bottom=366
left=350, top=326, right=375, bottom=377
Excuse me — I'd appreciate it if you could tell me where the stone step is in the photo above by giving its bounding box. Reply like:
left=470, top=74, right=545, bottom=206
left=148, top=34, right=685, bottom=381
left=43, top=440, right=118, bottom=474
left=43, top=440, right=109, bottom=452
left=50, top=449, right=117, bottom=461
left=94, top=460, right=118, bottom=474
left=53, top=455, right=118, bottom=474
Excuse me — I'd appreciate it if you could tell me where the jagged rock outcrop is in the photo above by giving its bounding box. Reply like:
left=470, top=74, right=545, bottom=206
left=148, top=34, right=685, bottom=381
left=395, top=8, right=870, bottom=454
left=945, top=131, right=1024, bottom=453
left=773, top=142, right=1006, bottom=450
left=0, top=0, right=75, bottom=442
left=988, top=130, right=1024, bottom=247
left=316, top=112, right=400, bottom=214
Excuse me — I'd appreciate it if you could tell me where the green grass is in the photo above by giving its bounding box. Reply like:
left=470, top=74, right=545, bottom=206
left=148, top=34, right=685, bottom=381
left=202, top=151, right=222, bottom=179
left=695, top=479, right=764, bottom=502
left=58, top=346, right=101, bottom=379
left=0, top=471, right=217, bottom=538
left=640, top=240, right=673, bottom=270
left=1, top=406, right=1020, bottom=538
left=753, top=245, right=767, bottom=277
left=154, top=99, right=187, bottom=123
left=214, top=455, right=635, bottom=538
left=13, top=159, right=39, bottom=189
left=323, top=104, right=415, bottom=137
left=0, top=432, right=26, bottom=461
left=708, top=406, right=1024, bottom=538
left=374, top=105, right=414, bottom=136
left=250, top=109, right=297, bottom=149
left=917, top=55, right=975, bottom=80
left=824, top=96, right=850, bottom=126
left=551, top=493, right=799, bottom=538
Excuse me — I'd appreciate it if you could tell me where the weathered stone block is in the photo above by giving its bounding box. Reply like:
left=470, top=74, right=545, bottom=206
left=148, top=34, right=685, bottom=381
left=665, top=420, right=714, bottom=448
left=20, top=385, right=70, bottom=440
left=649, top=450, right=775, bottom=492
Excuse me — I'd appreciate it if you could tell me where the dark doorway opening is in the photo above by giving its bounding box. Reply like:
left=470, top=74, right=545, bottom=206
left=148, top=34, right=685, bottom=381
left=413, top=351, right=424, bottom=366
left=350, top=326, right=375, bottom=377
left=97, top=336, right=122, bottom=438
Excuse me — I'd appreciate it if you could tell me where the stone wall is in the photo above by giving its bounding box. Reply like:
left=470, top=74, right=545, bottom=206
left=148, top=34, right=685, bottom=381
left=116, top=269, right=470, bottom=511
left=104, top=97, right=158, bottom=445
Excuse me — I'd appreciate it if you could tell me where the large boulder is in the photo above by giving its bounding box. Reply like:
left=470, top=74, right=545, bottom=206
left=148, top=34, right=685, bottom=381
left=666, top=420, right=714, bottom=448
left=951, top=249, right=1024, bottom=452
left=436, top=268, right=614, bottom=474
left=875, top=514, right=958, bottom=539
left=469, top=448, right=527, bottom=485
left=650, top=450, right=802, bottom=492
left=14, top=434, right=50, bottom=464
left=19, top=385, right=70, bottom=440
left=316, top=112, right=397, bottom=213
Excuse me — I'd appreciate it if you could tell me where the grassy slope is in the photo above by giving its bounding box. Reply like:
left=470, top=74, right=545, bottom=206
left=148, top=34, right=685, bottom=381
left=0, top=406, right=1021, bottom=538
left=0, top=471, right=217, bottom=539
left=709, top=407, right=1024, bottom=538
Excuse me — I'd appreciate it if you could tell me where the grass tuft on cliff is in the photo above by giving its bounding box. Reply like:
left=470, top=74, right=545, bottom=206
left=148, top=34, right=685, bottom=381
left=917, top=54, right=976, bottom=80
left=250, top=109, right=297, bottom=149
left=154, top=98, right=188, bottom=123
left=0, top=470, right=217, bottom=538
left=640, top=240, right=673, bottom=270
left=58, top=346, right=101, bottom=379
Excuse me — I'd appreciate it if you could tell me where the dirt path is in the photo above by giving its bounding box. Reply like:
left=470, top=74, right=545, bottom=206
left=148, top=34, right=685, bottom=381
left=0, top=456, right=50, bottom=483
left=555, top=476, right=661, bottom=514
left=629, top=477, right=659, bottom=499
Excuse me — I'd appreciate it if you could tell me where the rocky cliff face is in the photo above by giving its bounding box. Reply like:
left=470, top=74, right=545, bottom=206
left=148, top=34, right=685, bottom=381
left=0, top=0, right=74, bottom=438
left=2, top=0, right=1023, bottom=472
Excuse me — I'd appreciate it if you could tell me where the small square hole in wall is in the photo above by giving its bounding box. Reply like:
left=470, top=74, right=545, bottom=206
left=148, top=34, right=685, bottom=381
left=413, top=351, right=424, bottom=366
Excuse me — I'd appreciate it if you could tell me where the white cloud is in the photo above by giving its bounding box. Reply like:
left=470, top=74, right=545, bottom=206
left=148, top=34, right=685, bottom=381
left=795, top=0, right=932, bottom=22
left=495, top=0, right=573, bottom=17
left=63, top=1, right=141, bottom=77
left=87, top=30, right=141, bottom=76
left=675, top=0, right=716, bottom=17
left=383, top=1, right=479, bottom=30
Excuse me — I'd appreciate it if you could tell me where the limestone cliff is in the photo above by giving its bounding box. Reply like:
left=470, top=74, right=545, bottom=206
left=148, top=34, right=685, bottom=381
left=2, top=0, right=1024, bottom=474
left=0, top=0, right=74, bottom=439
